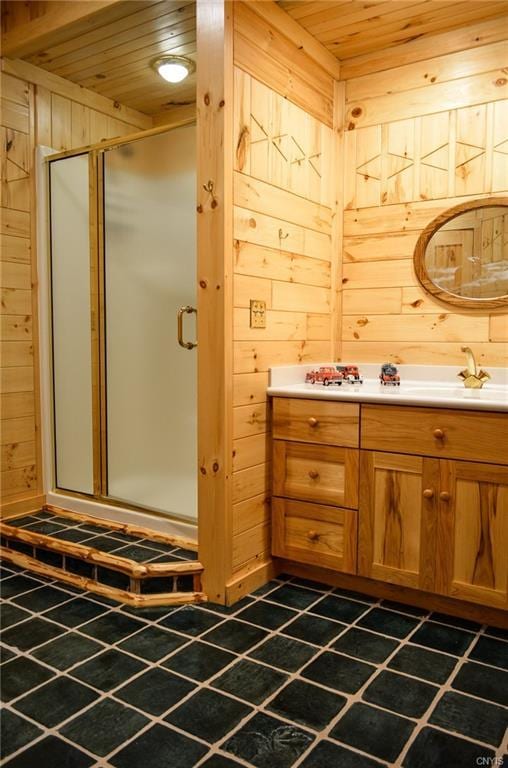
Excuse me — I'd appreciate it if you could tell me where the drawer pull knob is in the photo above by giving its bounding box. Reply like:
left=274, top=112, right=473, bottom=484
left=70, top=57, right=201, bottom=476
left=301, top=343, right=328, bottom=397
left=439, top=491, right=451, bottom=502
left=308, top=417, right=319, bottom=428
left=308, top=470, right=320, bottom=480
left=307, top=530, right=320, bottom=541
left=423, top=488, right=435, bottom=499
left=433, top=428, right=445, bottom=439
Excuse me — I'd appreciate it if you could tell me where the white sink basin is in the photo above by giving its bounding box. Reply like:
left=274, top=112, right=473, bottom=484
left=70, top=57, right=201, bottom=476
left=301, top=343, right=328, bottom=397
left=404, top=385, right=507, bottom=402
left=268, top=363, right=508, bottom=411
left=402, top=382, right=508, bottom=400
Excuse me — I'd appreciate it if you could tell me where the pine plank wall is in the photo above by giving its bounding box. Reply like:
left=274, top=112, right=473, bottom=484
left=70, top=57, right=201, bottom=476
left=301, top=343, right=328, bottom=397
left=1, top=62, right=151, bottom=512
left=229, top=2, right=338, bottom=590
left=341, top=22, right=508, bottom=366
left=227, top=8, right=508, bottom=593
left=1, top=5, right=507, bottom=595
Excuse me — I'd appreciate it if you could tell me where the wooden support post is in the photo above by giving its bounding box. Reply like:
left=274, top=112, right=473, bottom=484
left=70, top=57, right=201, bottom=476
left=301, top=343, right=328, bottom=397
left=196, top=0, right=234, bottom=604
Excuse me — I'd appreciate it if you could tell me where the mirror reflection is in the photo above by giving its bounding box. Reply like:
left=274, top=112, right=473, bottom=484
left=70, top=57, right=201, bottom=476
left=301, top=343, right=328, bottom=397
left=424, top=206, right=508, bottom=300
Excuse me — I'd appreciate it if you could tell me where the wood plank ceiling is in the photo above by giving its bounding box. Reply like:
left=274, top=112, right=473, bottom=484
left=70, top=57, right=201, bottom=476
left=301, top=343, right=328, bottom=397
left=4, top=0, right=196, bottom=117
left=2, top=1, right=506, bottom=116
left=277, top=0, right=508, bottom=60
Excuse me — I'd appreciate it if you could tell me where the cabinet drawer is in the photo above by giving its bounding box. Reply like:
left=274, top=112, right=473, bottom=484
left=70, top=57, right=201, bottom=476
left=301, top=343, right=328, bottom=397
left=273, top=440, right=359, bottom=508
left=362, top=405, right=507, bottom=465
left=273, top=397, right=359, bottom=448
left=272, top=497, right=356, bottom=573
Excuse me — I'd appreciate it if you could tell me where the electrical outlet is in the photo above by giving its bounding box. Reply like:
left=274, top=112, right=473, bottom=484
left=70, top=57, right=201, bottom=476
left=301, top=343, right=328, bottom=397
left=250, top=299, right=266, bottom=328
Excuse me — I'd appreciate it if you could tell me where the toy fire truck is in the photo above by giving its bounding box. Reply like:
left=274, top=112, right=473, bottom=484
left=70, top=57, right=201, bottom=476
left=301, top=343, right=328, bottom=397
left=379, top=363, right=400, bottom=385
left=305, top=365, right=363, bottom=386
left=336, top=365, right=363, bottom=383
left=305, top=366, right=343, bottom=386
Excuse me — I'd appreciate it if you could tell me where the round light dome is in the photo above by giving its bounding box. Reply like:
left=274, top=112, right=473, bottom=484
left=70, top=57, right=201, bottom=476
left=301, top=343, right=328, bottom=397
left=152, top=56, right=195, bottom=84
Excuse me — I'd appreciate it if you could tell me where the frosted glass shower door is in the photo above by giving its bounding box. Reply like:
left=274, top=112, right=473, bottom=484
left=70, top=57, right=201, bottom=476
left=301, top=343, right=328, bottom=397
left=50, top=155, right=94, bottom=494
left=103, top=126, right=197, bottom=520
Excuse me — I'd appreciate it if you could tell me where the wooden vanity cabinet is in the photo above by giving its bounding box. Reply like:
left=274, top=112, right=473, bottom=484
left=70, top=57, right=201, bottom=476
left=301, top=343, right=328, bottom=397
left=359, top=405, right=508, bottom=609
left=362, top=404, right=507, bottom=465
left=436, top=460, right=508, bottom=609
left=272, top=397, right=359, bottom=447
left=272, top=498, right=357, bottom=573
left=357, top=451, right=438, bottom=592
left=271, top=397, right=359, bottom=574
left=358, top=452, right=508, bottom=608
left=273, top=441, right=359, bottom=508
left=271, top=395, right=508, bottom=614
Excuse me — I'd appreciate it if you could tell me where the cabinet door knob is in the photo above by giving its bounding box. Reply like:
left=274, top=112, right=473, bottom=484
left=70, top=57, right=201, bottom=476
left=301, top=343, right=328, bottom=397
left=308, top=470, right=320, bottom=480
left=439, top=491, right=451, bottom=502
left=307, top=530, right=319, bottom=541
left=423, top=488, right=434, bottom=499
left=308, top=417, right=319, bottom=428
left=433, top=428, right=445, bottom=439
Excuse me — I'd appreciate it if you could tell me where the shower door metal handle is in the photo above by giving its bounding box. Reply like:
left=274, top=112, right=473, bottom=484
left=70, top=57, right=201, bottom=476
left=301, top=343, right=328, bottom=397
left=177, top=305, right=197, bottom=349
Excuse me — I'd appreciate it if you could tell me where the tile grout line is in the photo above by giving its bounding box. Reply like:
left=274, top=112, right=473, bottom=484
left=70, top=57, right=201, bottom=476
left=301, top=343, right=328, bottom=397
left=283, top=599, right=433, bottom=768
left=4, top=574, right=507, bottom=708
left=2, top=571, right=293, bottom=764
left=394, top=627, right=498, bottom=768
left=2, top=567, right=507, bottom=767
left=2, top=575, right=336, bottom=765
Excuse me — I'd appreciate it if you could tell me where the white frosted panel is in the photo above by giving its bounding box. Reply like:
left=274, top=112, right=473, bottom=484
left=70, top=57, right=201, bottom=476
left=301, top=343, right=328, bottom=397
left=50, top=155, right=94, bottom=494
left=104, top=126, right=197, bottom=519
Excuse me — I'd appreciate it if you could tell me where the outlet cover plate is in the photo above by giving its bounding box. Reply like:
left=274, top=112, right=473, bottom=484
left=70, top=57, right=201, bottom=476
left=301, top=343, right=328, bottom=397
left=250, top=299, right=266, bottom=328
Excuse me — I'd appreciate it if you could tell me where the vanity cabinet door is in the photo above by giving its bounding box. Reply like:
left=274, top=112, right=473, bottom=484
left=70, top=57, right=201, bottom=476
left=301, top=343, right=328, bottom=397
left=358, top=451, right=438, bottom=590
left=436, top=460, right=508, bottom=609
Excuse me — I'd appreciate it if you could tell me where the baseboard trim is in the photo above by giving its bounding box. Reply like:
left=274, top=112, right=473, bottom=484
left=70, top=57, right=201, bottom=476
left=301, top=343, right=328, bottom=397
left=226, top=559, right=278, bottom=606
left=0, top=494, right=46, bottom=519
left=275, top=559, right=508, bottom=629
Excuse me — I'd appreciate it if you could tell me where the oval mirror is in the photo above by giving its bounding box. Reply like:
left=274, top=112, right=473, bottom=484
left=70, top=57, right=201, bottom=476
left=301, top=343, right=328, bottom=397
left=414, top=197, right=508, bottom=309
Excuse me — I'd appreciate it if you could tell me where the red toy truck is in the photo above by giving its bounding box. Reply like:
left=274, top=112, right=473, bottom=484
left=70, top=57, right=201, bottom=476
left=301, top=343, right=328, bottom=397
left=305, top=365, right=363, bottom=386
left=306, top=366, right=344, bottom=386
left=379, top=363, right=400, bottom=385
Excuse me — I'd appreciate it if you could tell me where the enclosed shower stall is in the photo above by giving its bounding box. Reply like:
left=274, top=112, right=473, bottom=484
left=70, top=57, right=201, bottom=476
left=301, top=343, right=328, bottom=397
left=47, top=124, right=197, bottom=523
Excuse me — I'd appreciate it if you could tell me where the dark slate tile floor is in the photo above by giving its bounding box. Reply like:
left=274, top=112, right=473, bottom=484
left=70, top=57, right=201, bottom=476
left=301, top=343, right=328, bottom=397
left=0, top=553, right=507, bottom=767
left=5, top=509, right=196, bottom=565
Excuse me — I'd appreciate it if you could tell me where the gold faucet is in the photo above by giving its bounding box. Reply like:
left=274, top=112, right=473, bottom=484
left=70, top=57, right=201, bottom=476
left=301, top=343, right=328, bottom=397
left=458, top=346, right=490, bottom=389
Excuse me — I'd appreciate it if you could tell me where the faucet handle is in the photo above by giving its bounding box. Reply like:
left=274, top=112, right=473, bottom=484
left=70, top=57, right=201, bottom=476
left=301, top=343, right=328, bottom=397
left=458, top=342, right=490, bottom=389
left=460, top=346, right=477, bottom=377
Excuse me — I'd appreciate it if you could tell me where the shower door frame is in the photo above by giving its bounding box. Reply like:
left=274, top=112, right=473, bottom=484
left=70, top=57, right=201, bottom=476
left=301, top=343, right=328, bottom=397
left=46, top=119, right=197, bottom=524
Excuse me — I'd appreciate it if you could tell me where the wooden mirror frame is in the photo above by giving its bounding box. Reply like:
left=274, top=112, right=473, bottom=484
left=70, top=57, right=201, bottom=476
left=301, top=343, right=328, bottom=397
left=414, top=196, right=508, bottom=310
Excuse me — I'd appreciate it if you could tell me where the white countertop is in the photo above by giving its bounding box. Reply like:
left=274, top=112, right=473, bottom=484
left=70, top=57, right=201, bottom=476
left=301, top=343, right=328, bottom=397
left=267, top=363, right=508, bottom=412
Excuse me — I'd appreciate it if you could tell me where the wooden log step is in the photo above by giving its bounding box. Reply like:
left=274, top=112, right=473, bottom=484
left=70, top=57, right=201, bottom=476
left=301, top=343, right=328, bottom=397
left=1, top=504, right=205, bottom=606
left=44, top=503, right=198, bottom=551
left=0, top=522, right=203, bottom=579
left=0, top=546, right=206, bottom=607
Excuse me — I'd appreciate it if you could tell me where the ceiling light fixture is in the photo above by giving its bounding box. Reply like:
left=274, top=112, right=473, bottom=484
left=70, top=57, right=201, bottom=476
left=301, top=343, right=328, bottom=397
left=152, top=55, right=195, bottom=84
